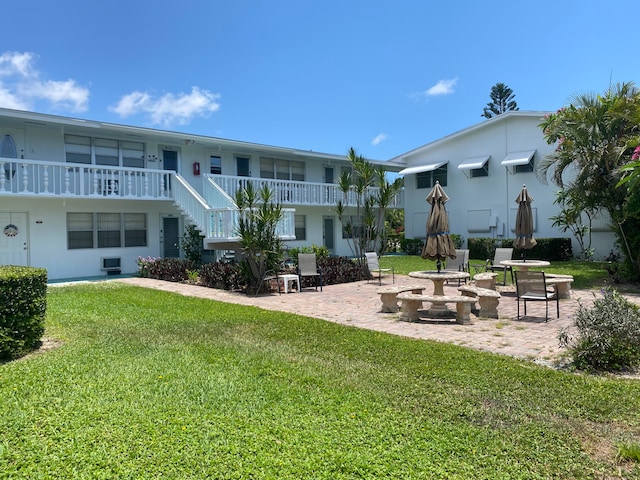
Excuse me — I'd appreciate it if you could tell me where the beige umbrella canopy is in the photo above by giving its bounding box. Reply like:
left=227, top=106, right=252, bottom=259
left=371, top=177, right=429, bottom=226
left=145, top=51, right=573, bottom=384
left=514, top=184, right=537, bottom=252
left=421, top=181, right=457, bottom=272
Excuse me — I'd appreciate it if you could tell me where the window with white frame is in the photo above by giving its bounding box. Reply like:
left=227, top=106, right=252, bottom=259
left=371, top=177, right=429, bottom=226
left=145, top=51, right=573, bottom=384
left=67, top=212, right=147, bottom=249
left=95, top=138, right=119, bottom=166
left=65, top=135, right=145, bottom=168
left=210, top=155, right=222, bottom=174
left=65, top=135, right=91, bottom=164
left=67, top=213, right=94, bottom=249
left=470, top=164, right=489, bottom=177
left=123, top=142, right=145, bottom=168
left=416, top=164, right=448, bottom=188
left=259, top=157, right=305, bottom=181
left=514, top=158, right=534, bottom=174
left=124, top=213, right=147, bottom=246
left=97, top=213, right=122, bottom=248
left=294, top=215, right=306, bottom=240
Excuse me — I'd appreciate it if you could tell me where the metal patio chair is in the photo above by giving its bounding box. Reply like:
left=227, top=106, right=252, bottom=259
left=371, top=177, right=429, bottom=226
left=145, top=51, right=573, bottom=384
left=514, top=270, right=559, bottom=322
left=365, top=252, right=395, bottom=285
left=297, top=253, right=323, bottom=291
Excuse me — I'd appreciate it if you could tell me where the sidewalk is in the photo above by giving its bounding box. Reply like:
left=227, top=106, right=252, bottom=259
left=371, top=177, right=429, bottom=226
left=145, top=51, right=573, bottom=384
left=116, top=275, right=629, bottom=367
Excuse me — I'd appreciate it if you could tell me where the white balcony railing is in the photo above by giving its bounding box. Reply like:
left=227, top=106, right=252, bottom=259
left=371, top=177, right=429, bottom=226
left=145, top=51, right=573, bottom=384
left=0, top=157, right=172, bottom=199
left=206, top=174, right=404, bottom=208
left=206, top=208, right=296, bottom=241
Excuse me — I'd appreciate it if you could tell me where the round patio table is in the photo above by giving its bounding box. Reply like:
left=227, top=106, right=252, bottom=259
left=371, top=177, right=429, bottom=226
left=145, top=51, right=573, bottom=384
left=499, top=259, right=550, bottom=272
left=408, top=270, right=470, bottom=315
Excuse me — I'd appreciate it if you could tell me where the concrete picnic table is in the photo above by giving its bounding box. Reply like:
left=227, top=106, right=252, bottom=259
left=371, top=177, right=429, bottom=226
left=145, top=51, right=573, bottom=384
left=408, top=270, right=470, bottom=315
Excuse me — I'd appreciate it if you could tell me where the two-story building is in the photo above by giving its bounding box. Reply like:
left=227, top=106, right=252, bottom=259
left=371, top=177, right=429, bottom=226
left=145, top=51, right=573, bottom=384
left=0, top=108, right=617, bottom=281
left=392, top=111, right=615, bottom=259
left=0, top=108, right=402, bottom=280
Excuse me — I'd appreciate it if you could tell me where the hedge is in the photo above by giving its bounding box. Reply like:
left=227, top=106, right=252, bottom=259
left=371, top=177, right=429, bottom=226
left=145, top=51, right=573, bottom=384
left=0, top=266, right=47, bottom=360
left=468, top=237, right=573, bottom=262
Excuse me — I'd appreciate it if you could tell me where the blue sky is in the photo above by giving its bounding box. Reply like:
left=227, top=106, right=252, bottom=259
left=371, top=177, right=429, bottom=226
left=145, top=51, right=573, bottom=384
left=0, top=0, right=637, bottom=161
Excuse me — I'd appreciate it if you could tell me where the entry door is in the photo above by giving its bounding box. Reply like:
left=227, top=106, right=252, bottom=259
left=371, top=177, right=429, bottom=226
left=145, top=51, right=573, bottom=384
left=324, top=166, right=334, bottom=203
left=236, top=157, right=250, bottom=177
left=323, top=216, right=335, bottom=254
left=162, top=150, right=178, bottom=193
left=324, top=166, right=334, bottom=184
left=161, top=216, right=180, bottom=258
left=0, top=212, right=28, bottom=266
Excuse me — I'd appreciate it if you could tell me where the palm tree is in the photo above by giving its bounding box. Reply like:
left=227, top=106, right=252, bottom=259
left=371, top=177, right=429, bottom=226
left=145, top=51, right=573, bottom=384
left=482, top=83, right=519, bottom=118
left=538, top=82, right=640, bottom=274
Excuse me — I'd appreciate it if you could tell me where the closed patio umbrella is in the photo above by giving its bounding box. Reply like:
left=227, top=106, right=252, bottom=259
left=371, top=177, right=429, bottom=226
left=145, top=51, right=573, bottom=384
left=421, top=181, right=456, bottom=272
left=514, top=184, right=537, bottom=255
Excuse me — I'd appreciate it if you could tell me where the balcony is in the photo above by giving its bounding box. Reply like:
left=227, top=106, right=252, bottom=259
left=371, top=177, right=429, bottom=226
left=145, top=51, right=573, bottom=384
left=206, top=174, right=404, bottom=208
left=203, top=207, right=296, bottom=250
left=0, top=157, right=172, bottom=199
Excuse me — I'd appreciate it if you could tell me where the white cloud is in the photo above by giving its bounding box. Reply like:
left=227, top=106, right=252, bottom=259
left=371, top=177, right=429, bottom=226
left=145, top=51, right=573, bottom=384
left=0, top=51, right=89, bottom=112
left=111, top=87, right=221, bottom=127
left=371, top=133, right=388, bottom=146
left=425, top=78, right=458, bottom=96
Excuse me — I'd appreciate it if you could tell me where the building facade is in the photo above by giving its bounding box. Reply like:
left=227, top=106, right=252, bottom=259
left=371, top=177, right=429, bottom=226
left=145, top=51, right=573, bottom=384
left=0, top=109, right=402, bottom=280
left=391, top=111, right=615, bottom=259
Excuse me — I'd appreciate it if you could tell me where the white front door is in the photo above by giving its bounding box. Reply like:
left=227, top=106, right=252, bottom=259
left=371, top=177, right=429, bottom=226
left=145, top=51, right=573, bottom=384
left=0, top=212, right=28, bottom=266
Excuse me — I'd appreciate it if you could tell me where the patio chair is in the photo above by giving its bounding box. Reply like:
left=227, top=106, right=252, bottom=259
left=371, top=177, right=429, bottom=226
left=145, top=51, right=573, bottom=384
left=487, top=248, right=514, bottom=285
left=247, top=256, right=281, bottom=297
left=514, top=270, right=559, bottom=322
left=297, top=253, right=323, bottom=291
left=444, top=249, right=469, bottom=285
left=365, top=252, right=395, bottom=285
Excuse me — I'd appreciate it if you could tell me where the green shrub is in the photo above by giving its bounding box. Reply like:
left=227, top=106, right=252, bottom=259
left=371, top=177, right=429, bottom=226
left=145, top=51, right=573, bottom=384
left=400, top=238, right=423, bottom=256
left=179, top=224, right=204, bottom=266
left=287, top=245, right=330, bottom=263
left=559, top=288, right=640, bottom=372
left=136, top=257, right=193, bottom=282
left=0, top=266, right=47, bottom=360
left=450, top=233, right=464, bottom=249
left=199, top=261, right=246, bottom=291
left=468, top=237, right=572, bottom=261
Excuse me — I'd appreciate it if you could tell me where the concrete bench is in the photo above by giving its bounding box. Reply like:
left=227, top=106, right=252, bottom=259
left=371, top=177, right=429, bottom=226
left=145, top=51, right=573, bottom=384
left=457, top=285, right=501, bottom=318
left=377, top=284, right=426, bottom=313
left=473, top=272, right=498, bottom=290
left=397, top=292, right=477, bottom=324
left=545, top=274, right=574, bottom=299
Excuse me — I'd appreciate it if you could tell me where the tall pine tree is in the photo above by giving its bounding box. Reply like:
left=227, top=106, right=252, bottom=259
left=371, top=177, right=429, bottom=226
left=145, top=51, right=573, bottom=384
left=482, top=83, right=518, bottom=118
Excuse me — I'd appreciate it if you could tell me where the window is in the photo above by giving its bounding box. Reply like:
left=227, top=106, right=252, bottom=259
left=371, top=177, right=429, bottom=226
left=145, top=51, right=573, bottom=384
left=260, top=157, right=275, bottom=179
left=97, top=213, right=121, bottom=248
left=124, top=213, right=147, bottom=246
left=294, top=215, right=306, bottom=241
left=67, top=212, right=147, bottom=249
left=416, top=164, right=447, bottom=188
left=501, top=151, right=536, bottom=174
left=236, top=156, right=250, bottom=177
left=123, top=142, right=145, bottom=168
left=458, top=156, right=490, bottom=178
left=259, top=157, right=305, bottom=181
left=95, top=138, right=119, bottom=166
left=470, top=164, right=489, bottom=177
left=65, top=135, right=91, bottom=164
left=65, top=135, right=145, bottom=167
left=514, top=159, right=534, bottom=174
left=210, top=155, right=222, bottom=175
left=67, top=213, right=94, bottom=249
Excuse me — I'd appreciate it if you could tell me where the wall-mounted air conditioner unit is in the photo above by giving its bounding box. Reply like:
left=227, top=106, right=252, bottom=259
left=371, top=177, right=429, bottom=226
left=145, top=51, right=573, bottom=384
left=101, top=256, right=121, bottom=274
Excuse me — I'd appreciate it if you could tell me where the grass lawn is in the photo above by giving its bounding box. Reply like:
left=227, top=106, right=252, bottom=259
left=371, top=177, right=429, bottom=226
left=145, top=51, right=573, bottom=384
left=1, top=282, right=639, bottom=478
left=380, top=255, right=611, bottom=290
